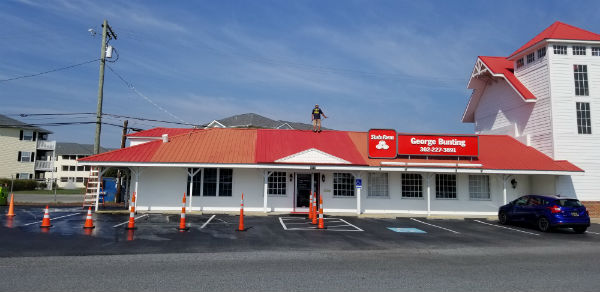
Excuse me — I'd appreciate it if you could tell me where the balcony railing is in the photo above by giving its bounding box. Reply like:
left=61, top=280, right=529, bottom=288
left=37, top=140, right=56, bottom=150
left=34, top=160, right=54, bottom=171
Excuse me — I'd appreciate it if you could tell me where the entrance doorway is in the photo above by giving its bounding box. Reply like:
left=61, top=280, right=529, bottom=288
left=295, top=173, right=320, bottom=209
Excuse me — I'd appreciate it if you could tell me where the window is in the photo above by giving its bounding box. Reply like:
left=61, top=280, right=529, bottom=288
left=69, top=166, right=76, bottom=171
left=469, top=175, right=490, bottom=200
left=333, top=173, right=355, bottom=197
left=268, top=172, right=287, bottom=196
left=76, top=177, right=84, bottom=183
left=576, top=102, right=592, bottom=134
left=368, top=173, right=388, bottom=197
left=60, top=177, right=68, bottom=183
left=436, top=174, right=456, bottom=199
left=187, top=168, right=202, bottom=196
left=202, top=168, right=233, bottom=197
left=85, top=166, right=91, bottom=171
left=20, top=130, right=34, bottom=141
left=401, top=173, right=423, bottom=198
left=592, top=47, right=600, bottom=56
left=537, top=47, right=546, bottom=58
left=17, top=173, right=31, bottom=179
left=573, top=46, right=586, bottom=55
left=574, top=65, right=589, bottom=96
left=553, top=45, right=567, bottom=55
left=18, top=151, right=33, bottom=162
left=219, top=169, right=233, bottom=197
left=526, top=52, right=535, bottom=63
left=77, top=166, right=84, bottom=171
left=62, top=165, right=69, bottom=171
left=516, top=58, right=524, bottom=68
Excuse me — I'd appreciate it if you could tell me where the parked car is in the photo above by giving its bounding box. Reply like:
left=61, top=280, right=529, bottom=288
left=498, top=195, right=590, bottom=233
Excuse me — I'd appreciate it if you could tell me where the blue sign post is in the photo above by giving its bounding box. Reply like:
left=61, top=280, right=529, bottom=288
left=356, top=179, right=362, bottom=189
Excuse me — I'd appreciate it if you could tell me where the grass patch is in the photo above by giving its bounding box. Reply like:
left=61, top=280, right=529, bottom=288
left=13, top=189, right=85, bottom=195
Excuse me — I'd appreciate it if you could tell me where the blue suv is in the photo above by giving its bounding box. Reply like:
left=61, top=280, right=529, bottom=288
left=498, top=195, right=590, bottom=233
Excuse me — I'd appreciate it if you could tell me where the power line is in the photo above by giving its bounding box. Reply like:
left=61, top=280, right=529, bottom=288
left=0, top=59, right=99, bottom=83
left=106, top=64, right=189, bottom=124
left=9, top=112, right=203, bottom=127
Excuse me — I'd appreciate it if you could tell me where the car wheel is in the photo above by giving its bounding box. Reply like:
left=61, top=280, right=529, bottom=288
left=499, top=211, right=509, bottom=225
left=537, top=217, right=551, bottom=232
left=573, top=227, right=587, bottom=234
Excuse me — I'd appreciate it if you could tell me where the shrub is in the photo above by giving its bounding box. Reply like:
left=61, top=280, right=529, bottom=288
left=0, top=178, right=39, bottom=191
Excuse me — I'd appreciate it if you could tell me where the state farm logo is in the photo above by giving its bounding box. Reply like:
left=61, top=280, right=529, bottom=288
left=376, top=140, right=389, bottom=150
left=368, top=129, right=397, bottom=158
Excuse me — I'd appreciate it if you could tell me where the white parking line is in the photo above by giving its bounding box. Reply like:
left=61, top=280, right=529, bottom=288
left=474, top=220, right=540, bottom=236
left=22, top=213, right=80, bottom=226
left=200, top=215, right=216, bottom=229
left=586, top=231, right=600, bottom=235
left=112, top=214, right=149, bottom=228
left=278, top=217, right=288, bottom=230
left=337, top=219, right=363, bottom=231
left=410, top=218, right=460, bottom=234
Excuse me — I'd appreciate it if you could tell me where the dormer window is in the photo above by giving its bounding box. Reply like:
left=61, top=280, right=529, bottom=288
left=527, top=52, right=535, bottom=64
left=592, top=47, right=600, bottom=56
left=516, top=58, right=524, bottom=69
left=537, top=47, right=546, bottom=58
left=573, top=46, right=586, bottom=55
left=554, top=45, right=567, bottom=55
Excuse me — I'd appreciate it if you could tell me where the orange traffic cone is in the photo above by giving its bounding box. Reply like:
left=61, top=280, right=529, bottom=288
left=83, top=207, right=95, bottom=229
left=311, top=193, right=318, bottom=225
left=126, top=192, right=137, bottom=230
left=237, top=193, right=245, bottom=232
left=318, top=195, right=325, bottom=229
left=6, top=193, right=15, bottom=217
left=308, top=191, right=314, bottom=220
left=178, top=193, right=189, bottom=231
left=40, top=205, right=52, bottom=228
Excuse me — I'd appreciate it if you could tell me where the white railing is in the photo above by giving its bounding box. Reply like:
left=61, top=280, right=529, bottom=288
left=36, top=140, right=56, bottom=150
left=34, top=160, right=54, bottom=171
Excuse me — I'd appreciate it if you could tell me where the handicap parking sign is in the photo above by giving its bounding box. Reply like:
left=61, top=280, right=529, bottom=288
left=356, top=179, right=362, bottom=188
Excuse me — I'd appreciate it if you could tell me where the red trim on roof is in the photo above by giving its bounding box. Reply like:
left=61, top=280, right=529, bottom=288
left=81, top=128, right=582, bottom=173
left=509, top=21, right=600, bottom=58
left=479, top=56, right=536, bottom=101
left=126, top=127, right=194, bottom=138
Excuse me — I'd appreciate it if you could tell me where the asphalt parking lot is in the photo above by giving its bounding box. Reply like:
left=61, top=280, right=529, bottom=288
left=1, top=206, right=599, bottom=257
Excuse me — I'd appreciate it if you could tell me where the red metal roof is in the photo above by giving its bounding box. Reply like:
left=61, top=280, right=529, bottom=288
left=126, top=127, right=194, bottom=138
left=479, top=56, right=536, bottom=101
left=255, top=129, right=366, bottom=165
left=509, top=21, right=600, bottom=58
left=80, top=128, right=581, bottom=173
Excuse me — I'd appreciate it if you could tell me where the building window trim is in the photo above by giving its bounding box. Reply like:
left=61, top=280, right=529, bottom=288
left=576, top=102, right=592, bottom=135
left=435, top=174, right=457, bottom=199
left=333, top=173, right=355, bottom=197
left=574, top=64, right=589, bottom=96
left=573, top=45, right=587, bottom=56
left=401, top=173, right=423, bottom=198
left=367, top=173, right=389, bottom=198
left=268, top=171, right=287, bottom=196
left=553, top=45, right=567, bottom=55
left=469, top=175, right=491, bottom=200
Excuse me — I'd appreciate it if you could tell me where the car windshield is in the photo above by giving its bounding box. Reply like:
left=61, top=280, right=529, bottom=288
left=556, top=199, right=583, bottom=207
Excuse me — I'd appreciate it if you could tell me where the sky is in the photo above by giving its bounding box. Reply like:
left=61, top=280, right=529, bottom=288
left=2, top=0, right=600, bottom=148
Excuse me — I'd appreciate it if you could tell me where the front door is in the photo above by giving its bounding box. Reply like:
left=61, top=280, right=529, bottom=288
left=295, top=173, right=320, bottom=209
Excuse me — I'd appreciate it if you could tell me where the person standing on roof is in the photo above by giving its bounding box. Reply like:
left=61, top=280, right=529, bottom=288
left=311, top=104, right=327, bottom=132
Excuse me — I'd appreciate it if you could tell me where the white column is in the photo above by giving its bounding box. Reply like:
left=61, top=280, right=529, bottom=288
left=188, top=168, right=200, bottom=211
left=134, top=167, right=140, bottom=212
left=503, top=175, right=508, bottom=205
left=426, top=174, right=432, bottom=217
left=94, top=167, right=103, bottom=212
left=356, top=187, right=361, bottom=215
left=263, top=171, right=272, bottom=213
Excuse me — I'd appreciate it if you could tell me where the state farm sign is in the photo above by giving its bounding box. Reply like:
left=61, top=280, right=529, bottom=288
left=397, top=134, right=479, bottom=157
left=368, top=129, right=397, bottom=158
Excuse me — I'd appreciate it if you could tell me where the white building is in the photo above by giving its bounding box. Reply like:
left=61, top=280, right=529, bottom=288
left=464, top=21, right=600, bottom=215
left=0, top=114, right=55, bottom=181
left=45, top=143, right=113, bottom=188
left=78, top=128, right=580, bottom=215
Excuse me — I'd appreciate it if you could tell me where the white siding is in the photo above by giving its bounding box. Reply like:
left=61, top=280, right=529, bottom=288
left=549, top=43, right=600, bottom=201
left=0, top=128, right=36, bottom=178
left=473, top=76, right=554, bottom=157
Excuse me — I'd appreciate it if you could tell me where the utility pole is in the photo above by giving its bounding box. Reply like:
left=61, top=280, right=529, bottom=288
left=94, top=19, right=117, bottom=154
left=115, top=120, right=128, bottom=202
